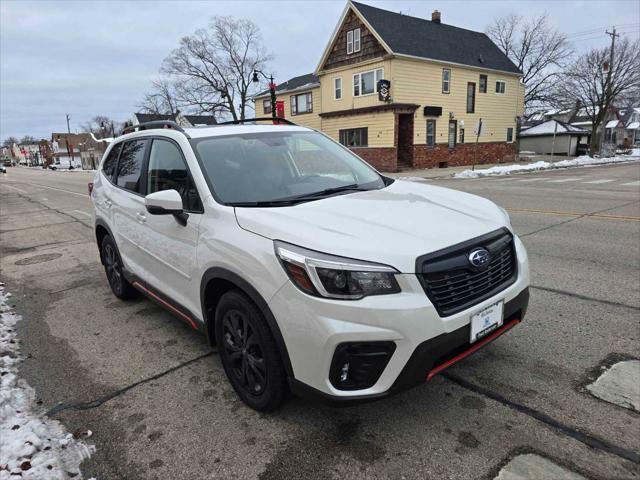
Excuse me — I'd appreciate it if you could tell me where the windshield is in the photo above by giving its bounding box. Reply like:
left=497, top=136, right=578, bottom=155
left=192, top=131, right=386, bottom=205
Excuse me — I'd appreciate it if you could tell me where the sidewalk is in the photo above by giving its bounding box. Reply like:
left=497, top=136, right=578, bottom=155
left=387, top=154, right=640, bottom=180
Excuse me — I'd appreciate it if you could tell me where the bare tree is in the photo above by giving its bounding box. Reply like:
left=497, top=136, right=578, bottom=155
left=80, top=116, right=119, bottom=138
left=3, top=136, right=19, bottom=148
left=160, top=16, right=272, bottom=121
left=19, top=135, right=37, bottom=145
left=137, top=78, right=180, bottom=115
left=487, top=13, right=572, bottom=113
left=556, top=37, right=640, bottom=155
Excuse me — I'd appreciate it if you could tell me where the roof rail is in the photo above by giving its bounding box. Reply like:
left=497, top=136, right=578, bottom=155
left=122, top=120, right=191, bottom=138
left=216, top=117, right=297, bottom=126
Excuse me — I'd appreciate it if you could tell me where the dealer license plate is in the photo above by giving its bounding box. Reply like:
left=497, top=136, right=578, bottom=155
left=470, top=300, right=504, bottom=343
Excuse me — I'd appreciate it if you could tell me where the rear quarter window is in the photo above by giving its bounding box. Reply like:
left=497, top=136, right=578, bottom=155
left=115, top=139, right=148, bottom=193
left=101, top=143, right=122, bottom=181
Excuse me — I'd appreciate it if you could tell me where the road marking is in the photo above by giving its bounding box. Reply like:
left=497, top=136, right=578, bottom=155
left=71, top=210, right=91, bottom=217
left=9, top=182, right=86, bottom=197
left=547, top=177, right=581, bottom=183
left=583, top=179, right=614, bottom=184
left=1, top=184, right=28, bottom=194
left=492, top=178, right=514, bottom=182
left=515, top=177, right=549, bottom=182
left=586, top=360, right=640, bottom=412
left=506, top=207, right=640, bottom=222
left=621, top=181, right=640, bottom=187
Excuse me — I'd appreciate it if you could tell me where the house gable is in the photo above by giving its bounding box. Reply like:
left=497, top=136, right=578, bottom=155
left=318, top=6, right=389, bottom=72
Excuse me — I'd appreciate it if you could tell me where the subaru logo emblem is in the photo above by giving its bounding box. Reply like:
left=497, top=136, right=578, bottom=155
left=468, top=248, right=490, bottom=268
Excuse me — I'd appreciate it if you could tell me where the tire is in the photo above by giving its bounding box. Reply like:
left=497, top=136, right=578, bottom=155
left=101, top=235, right=138, bottom=300
left=215, top=290, right=288, bottom=411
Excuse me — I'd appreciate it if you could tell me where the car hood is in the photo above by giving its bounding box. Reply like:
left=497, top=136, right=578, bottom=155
left=234, top=180, right=509, bottom=273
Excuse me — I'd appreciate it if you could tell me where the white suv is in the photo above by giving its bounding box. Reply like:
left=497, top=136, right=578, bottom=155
left=91, top=120, right=530, bottom=411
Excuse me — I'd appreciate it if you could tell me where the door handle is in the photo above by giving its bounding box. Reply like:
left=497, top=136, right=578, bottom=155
left=137, top=212, right=146, bottom=223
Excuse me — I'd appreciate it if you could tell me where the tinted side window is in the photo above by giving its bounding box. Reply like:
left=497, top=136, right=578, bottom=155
left=102, top=143, right=121, bottom=180
left=116, top=140, right=147, bottom=193
left=147, top=139, right=202, bottom=212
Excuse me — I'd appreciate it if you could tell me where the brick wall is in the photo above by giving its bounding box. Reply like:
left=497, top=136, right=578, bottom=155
left=350, top=147, right=398, bottom=172
left=412, top=142, right=516, bottom=169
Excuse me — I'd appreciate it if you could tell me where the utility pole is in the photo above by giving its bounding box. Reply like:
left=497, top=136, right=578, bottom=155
left=599, top=27, right=620, bottom=157
left=65, top=113, right=75, bottom=165
left=550, top=120, right=558, bottom=163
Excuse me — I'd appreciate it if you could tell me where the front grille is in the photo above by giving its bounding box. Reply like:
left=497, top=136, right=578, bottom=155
left=416, top=228, right=517, bottom=317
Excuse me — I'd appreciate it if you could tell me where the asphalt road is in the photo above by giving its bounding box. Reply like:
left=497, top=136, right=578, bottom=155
left=1, top=163, right=639, bottom=480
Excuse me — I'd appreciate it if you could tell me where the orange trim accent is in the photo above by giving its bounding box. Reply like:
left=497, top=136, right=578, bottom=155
left=427, top=318, right=520, bottom=381
left=132, top=281, right=198, bottom=330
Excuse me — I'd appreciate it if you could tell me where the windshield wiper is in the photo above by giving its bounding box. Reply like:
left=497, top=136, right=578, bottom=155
left=279, top=184, right=372, bottom=202
left=229, top=200, right=300, bottom=207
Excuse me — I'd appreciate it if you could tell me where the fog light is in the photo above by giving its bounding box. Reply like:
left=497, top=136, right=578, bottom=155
left=329, top=342, right=396, bottom=390
left=340, top=362, right=350, bottom=382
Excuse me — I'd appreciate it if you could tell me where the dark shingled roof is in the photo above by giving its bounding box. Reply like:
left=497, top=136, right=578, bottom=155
left=183, top=115, right=217, bottom=126
left=134, top=113, right=174, bottom=123
left=255, top=73, right=319, bottom=97
left=351, top=2, right=521, bottom=75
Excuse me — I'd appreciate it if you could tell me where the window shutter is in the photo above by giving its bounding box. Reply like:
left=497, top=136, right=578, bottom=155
left=353, top=28, right=361, bottom=52
left=347, top=30, right=353, bottom=54
left=291, top=95, right=296, bottom=115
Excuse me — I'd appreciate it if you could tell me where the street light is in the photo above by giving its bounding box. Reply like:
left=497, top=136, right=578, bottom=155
left=253, top=70, right=277, bottom=120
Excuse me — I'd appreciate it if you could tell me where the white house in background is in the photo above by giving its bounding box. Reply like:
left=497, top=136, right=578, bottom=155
left=622, top=107, right=640, bottom=145
left=604, top=118, right=625, bottom=146
left=519, top=119, right=589, bottom=156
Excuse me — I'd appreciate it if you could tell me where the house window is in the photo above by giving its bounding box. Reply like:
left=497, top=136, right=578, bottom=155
left=459, top=128, right=465, bottom=144
left=291, top=92, right=313, bottom=115
left=495, top=80, right=506, bottom=94
left=353, top=68, right=383, bottom=97
left=448, top=120, right=457, bottom=148
left=467, top=82, right=476, bottom=113
left=339, top=128, right=368, bottom=147
left=507, top=127, right=514, bottom=143
left=442, top=69, right=451, bottom=94
left=479, top=74, right=487, bottom=93
left=426, top=120, right=436, bottom=147
left=262, top=99, right=271, bottom=115
left=334, top=77, right=342, bottom=100
left=346, top=28, right=361, bottom=54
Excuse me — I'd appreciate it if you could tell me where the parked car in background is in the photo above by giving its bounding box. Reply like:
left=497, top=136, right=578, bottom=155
left=49, top=159, right=81, bottom=170
left=91, top=120, right=530, bottom=411
left=0, top=165, right=6, bottom=174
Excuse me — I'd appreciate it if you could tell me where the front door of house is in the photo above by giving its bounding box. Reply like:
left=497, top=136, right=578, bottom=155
left=448, top=120, right=457, bottom=149
left=397, top=114, right=414, bottom=169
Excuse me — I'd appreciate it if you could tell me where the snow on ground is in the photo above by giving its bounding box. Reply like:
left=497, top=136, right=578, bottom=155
left=0, top=284, right=95, bottom=479
left=454, top=154, right=639, bottom=179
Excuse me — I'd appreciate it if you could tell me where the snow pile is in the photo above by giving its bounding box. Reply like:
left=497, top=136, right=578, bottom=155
left=0, top=284, right=95, bottom=479
left=454, top=154, right=638, bottom=179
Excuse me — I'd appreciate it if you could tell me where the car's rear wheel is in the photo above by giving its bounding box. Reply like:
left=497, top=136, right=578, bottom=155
left=215, top=290, right=288, bottom=411
left=101, top=235, right=137, bottom=300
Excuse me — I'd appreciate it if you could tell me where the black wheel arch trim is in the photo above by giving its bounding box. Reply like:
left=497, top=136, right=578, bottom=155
left=95, top=218, right=116, bottom=265
left=200, top=267, right=294, bottom=379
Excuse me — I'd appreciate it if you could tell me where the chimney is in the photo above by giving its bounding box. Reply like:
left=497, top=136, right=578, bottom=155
left=432, top=10, right=441, bottom=23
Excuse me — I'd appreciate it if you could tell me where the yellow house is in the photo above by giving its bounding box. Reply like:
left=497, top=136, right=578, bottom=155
left=254, top=1, right=524, bottom=172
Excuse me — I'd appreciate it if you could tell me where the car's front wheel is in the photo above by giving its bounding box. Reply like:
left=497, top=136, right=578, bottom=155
left=101, top=235, right=137, bottom=300
left=215, top=290, right=288, bottom=411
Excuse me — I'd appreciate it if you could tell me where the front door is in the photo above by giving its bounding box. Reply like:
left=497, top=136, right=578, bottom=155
left=138, top=138, right=202, bottom=315
left=397, top=114, right=414, bottom=169
left=448, top=120, right=457, bottom=149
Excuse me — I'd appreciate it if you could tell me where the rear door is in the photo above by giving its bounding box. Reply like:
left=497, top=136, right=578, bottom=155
left=110, top=138, right=150, bottom=279
left=137, top=138, right=203, bottom=314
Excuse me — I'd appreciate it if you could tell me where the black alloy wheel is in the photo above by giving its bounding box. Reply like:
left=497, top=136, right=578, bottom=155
left=215, top=290, right=287, bottom=411
left=101, top=235, right=137, bottom=300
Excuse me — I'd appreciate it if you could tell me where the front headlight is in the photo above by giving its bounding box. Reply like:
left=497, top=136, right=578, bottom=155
left=274, top=241, right=401, bottom=300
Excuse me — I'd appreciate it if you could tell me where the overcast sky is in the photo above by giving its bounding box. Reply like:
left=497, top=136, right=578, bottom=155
left=1, top=0, right=638, bottom=140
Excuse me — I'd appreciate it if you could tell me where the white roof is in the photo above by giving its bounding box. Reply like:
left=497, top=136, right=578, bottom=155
left=606, top=120, right=620, bottom=128
left=520, top=120, right=588, bottom=136
left=627, top=122, right=640, bottom=129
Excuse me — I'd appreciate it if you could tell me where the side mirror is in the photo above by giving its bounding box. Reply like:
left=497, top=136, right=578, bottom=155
left=145, top=190, right=188, bottom=226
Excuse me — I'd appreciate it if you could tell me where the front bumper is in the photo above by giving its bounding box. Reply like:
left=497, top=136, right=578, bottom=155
left=268, top=235, right=530, bottom=403
left=288, top=288, right=529, bottom=405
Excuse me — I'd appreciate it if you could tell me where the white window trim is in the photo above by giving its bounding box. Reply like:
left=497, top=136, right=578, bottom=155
left=352, top=68, right=384, bottom=97
left=495, top=80, right=506, bottom=95
left=334, top=77, right=342, bottom=100
left=346, top=30, right=354, bottom=55
left=353, top=28, right=361, bottom=53
left=442, top=68, right=451, bottom=94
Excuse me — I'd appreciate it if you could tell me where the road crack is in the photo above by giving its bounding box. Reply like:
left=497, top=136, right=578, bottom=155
left=443, top=372, right=640, bottom=465
left=46, top=351, right=214, bottom=417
